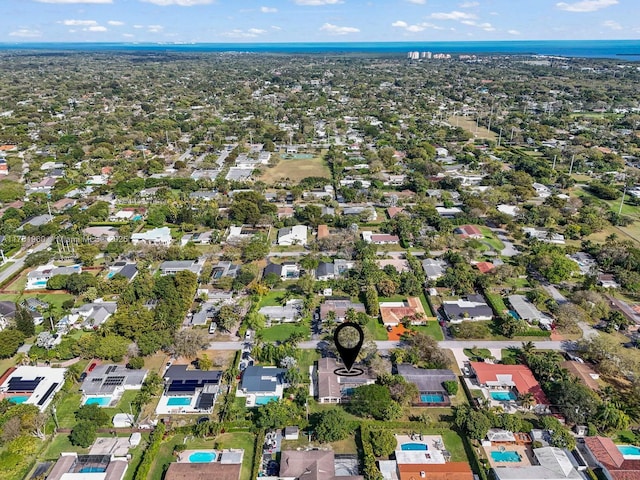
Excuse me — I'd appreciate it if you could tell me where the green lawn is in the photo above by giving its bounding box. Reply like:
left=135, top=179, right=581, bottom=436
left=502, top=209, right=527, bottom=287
left=149, top=434, right=213, bottom=480
left=442, top=430, right=467, bottom=462
left=364, top=318, right=389, bottom=340
left=215, top=432, right=256, bottom=480
left=411, top=322, right=444, bottom=341
left=259, top=323, right=311, bottom=342
left=53, top=389, right=140, bottom=429
left=0, top=293, right=76, bottom=311
left=463, top=348, right=492, bottom=360
left=258, top=290, right=288, bottom=308
left=501, top=348, right=519, bottom=364
left=479, top=227, right=505, bottom=252
left=42, top=433, right=89, bottom=460
left=297, top=349, right=320, bottom=373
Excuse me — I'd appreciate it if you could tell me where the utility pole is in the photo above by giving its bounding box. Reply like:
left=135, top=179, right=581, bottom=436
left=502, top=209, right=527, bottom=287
left=618, top=185, right=627, bottom=216
left=569, top=155, right=575, bottom=176
left=510, top=127, right=515, bottom=144
left=498, top=127, right=503, bottom=147
left=552, top=155, right=557, bottom=170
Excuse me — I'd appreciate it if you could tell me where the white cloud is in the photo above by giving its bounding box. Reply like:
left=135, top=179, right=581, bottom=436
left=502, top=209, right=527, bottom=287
left=459, top=1, right=479, bottom=6
left=294, top=0, right=343, bottom=5
left=36, top=0, right=111, bottom=3
left=602, top=19, right=622, bottom=29
left=140, top=0, right=214, bottom=5
left=61, top=19, right=98, bottom=26
left=406, top=0, right=427, bottom=4
left=319, top=23, right=360, bottom=35
left=122, top=33, right=135, bottom=38
left=221, top=28, right=268, bottom=38
left=147, top=25, right=164, bottom=32
left=507, top=29, right=521, bottom=35
left=430, top=11, right=476, bottom=20
left=108, top=20, right=125, bottom=26
left=271, top=25, right=282, bottom=30
left=478, top=22, right=495, bottom=31
left=9, top=28, right=42, bottom=38
left=556, top=0, right=617, bottom=12
left=260, top=6, right=278, bottom=12
left=133, top=25, right=145, bottom=29
left=86, top=25, right=108, bottom=32
left=392, top=20, right=443, bottom=32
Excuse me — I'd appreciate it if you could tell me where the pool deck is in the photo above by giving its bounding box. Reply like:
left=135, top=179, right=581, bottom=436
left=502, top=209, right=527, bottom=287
left=395, top=435, right=447, bottom=464
left=484, top=445, right=532, bottom=468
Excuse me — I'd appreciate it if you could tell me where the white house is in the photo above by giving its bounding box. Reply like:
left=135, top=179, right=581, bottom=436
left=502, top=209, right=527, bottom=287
left=26, top=265, right=81, bottom=290
left=277, top=225, right=308, bottom=246
left=131, top=226, right=172, bottom=246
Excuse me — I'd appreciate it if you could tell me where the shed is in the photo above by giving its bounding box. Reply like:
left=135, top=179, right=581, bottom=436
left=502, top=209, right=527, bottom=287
left=129, top=432, right=141, bottom=447
left=284, top=426, right=299, bottom=440
left=113, top=413, right=134, bottom=428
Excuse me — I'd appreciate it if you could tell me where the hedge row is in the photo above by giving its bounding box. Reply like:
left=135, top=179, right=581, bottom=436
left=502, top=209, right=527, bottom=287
left=360, top=425, right=383, bottom=480
left=133, top=422, right=165, bottom=480
left=484, top=292, right=508, bottom=316
left=251, top=430, right=266, bottom=480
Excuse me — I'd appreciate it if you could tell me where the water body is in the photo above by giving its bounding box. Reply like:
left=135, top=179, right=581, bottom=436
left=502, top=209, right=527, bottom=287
left=0, top=40, right=639, bottom=60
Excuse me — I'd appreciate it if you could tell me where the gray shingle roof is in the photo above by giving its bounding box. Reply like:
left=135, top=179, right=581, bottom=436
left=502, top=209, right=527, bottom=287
left=396, top=364, right=456, bottom=393
left=241, top=366, right=286, bottom=394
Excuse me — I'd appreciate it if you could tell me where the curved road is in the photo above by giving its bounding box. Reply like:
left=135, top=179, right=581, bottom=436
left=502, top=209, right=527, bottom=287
left=0, top=239, right=53, bottom=286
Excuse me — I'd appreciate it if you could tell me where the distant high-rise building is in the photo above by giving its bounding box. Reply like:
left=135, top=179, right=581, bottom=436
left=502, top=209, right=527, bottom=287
left=407, top=51, right=419, bottom=60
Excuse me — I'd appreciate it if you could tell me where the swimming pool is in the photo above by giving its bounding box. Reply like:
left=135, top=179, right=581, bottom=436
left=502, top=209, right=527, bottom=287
left=106, top=271, right=116, bottom=279
left=618, top=445, right=640, bottom=458
left=32, top=280, right=48, bottom=287
left=491, top=451, right=521, bottom=462
left=189, top=451, right=217, bottom=463
left=79, top=467, right=106, bottom=473
left=490, top=391, right=517, bottom=401
left=508, top=310, right=521, bottom=320
left=8, top=395, right=30, bottom=404
left=401, top=443, right=428, bottom=451
left=167, top=397, right=192, bottom=406
left=84, top=397, right=111, bottom=406
left=132, top=215, right=142, bottom=221
left=255, top=395, right=279, bottom=405
left=420, top=393, right=446, bottom=403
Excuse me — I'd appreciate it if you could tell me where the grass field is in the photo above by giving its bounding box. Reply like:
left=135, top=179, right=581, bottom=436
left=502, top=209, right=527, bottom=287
left=259, top=154, right=330, bottom=184
left=479, top=226, right=505, bottom=252
left=411, top=322, right=444, bottom=341
left=215, top=432, right=256, bottom=480
left=364, top=318, right=389, bottom=341
left=259, top=323, right=311, bottom=342
left=448, top=115, right=497, bottom=141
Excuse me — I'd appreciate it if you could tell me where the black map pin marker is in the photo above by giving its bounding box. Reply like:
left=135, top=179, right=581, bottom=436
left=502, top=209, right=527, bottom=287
left=333, top=322, right=365, bottom=373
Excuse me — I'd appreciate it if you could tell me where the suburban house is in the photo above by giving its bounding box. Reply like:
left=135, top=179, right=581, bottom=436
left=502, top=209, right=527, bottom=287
left=422, top=258, right=447, bottom=281
left=315, top=357, right=375, bottom=404
left=361, top=231, right=400, bottom=245
left=561, top=361, right=600, bottom=391
left=211, top=261, right=240, bottom=280
left=51, top=198, right=76, bottom=212
left=156, top=366, right=222, bottom=415
left=597, top=274, right=620, bottom=289
left=180, top=231, right=214, bottom=246
left=107, top=262, right=138, bottom=282
left=380, top=297, right=427, bottom=326
left=0, top=301, right=16, bottom=331
left=319, top=299, right=366, bottom=322
left=333, top=259, right=355, bottom=276
left=258, top=300, right=303, bottom=324
left=131, top=226, right=172, bottom=246
left=315, top=262, right=336, bottom=281
left=583, top=436, right=640, bottom=480
left=377, top=258, right=410, bottom=273
left=46, top=453, right=129, bottom=480
left=277, top=225, right=308, bottom=246
left=263, top=262, right=300, bottom=281
left=278, top=450, right=363, bottom=480
left=469, top=362, right=550, bottom=413
left=0, top=366, right=66, bottom=412
left=454, top=225, right=483, bottom=239
left=164, top=457, right=242, bottom=480
left=508, top=295, right=553, bottom=329
left=442, top=295, right=493, bottom=323
left=491, top=447, right=583, bottom=480
left=80, top=364, right=148, bottom=407
left=395, top=463, right=473, bottom=480
left=26, top=264, right=82, bottom=290
left=159, top=259, right=204, bottom=276
left=70, top=301, right=118, bottom=329
left=237, top=366, right=287, bottom=407
left=523, top=227, right=566, bottom=245
left=317, top=224, right=330, bottom=239
left=396, top=364, right=457, bottom=406
left=191, top=302, right=218, bottom=326
left=533, top=182, right=552, bottom=198
left=84, top=226, right=120, bottom=242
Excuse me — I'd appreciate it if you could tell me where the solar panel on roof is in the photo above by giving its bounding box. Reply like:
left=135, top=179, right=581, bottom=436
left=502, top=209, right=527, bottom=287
left=103, top=376, right=125, bottom=386
left=37, top=382, right=58, bottom=406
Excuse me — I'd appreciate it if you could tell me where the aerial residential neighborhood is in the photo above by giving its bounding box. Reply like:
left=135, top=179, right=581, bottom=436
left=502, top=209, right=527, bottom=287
left=0, top=22, right=639, bottom=480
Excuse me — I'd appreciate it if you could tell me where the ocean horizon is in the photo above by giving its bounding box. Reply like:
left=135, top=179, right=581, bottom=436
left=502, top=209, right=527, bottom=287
left=0, top=39, right=639, bottom=60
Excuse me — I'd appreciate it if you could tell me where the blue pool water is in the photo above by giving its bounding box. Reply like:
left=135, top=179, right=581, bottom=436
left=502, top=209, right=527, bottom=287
left=490, top=391, right=517, bottom=401
left=508, top=310, right=521, bottom=320
left=189, top=451, right=217, bottom=463
left=8, top=395, right=30, bottom=404
left=79, top=467, right=106, bottom=473
left=107, top=271, right=116, bottom=279
left=84, top=397, right=111, bottom=406
left=491, top=451, right=521, bottom=462
left=420, top=393, right=446, bottom=403
left=618, top=445, right=640, bottom=458
left=32, top=280, right=47, bottom=287
left=401, top=443, right=428, bottom=451
left=255, top=396, right=279, bottom=405
left=132, top=215, right=142, bottom=221
left=167, top=397, right=192, bottom=406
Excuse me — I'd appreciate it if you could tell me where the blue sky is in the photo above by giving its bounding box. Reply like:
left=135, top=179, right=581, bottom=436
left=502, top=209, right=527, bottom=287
left=2, top=0, right=638, bottom=43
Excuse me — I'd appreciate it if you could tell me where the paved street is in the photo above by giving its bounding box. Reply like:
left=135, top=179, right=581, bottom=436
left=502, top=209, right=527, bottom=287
left=0, top=239, right=52, bottom=287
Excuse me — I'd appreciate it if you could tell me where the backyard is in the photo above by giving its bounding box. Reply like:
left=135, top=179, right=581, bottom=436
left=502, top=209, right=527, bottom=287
left=259, top=154, right=330, bottom=184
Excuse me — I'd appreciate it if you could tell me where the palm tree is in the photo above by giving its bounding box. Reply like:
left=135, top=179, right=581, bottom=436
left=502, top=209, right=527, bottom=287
left=518, top=392, right=535, bottom=410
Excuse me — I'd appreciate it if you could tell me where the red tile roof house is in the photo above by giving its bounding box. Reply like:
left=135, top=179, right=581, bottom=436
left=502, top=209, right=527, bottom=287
left=455, top=225, right=483, bottom=239
left=470, top=362, right=550, bottom=414
left=584, top=436, right=640, bottom=480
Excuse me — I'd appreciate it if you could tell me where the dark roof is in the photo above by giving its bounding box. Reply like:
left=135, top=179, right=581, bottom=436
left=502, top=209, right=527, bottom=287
left=164, top=365, right=222, bottom=394
left=241, top=366, right=286, bottom=393
left=118, top=264, right=138, bottom=280
left=263, top=262, right=283, bottom=277
left=396, top=365, right=456, bottom=393
left=0, top=301, right=17, bottom=318
left=316, top=262, right=335, bottom=277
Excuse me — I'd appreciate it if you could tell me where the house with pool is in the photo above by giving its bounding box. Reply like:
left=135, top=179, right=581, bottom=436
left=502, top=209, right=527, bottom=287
left=47, top=453, right=129, bottom=480
left=165, top=448, right=243, bottom=480
left=156, top=365, right=222, bottom=415
left=469, top=362, right=550, bottom=414
left=26, top=264, right=82, bottom=290
left=0, top=365, right=66, bottom=412
left=396, top=364, right=457, bottom=406
left=489, top=446, right=584, bottom=480
left=583, top=436, right=640, bottom=480
left=80, top=364, right=148, bottom=408
left=315, top=357, right=375, bottom=404
left=237, top=365, right=287, bottom=407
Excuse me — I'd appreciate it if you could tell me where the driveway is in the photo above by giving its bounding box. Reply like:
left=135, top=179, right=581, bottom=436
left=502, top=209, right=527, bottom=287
left=0, top=239, right=53, bottom=286
left=488, top=227, right=519, bottom=257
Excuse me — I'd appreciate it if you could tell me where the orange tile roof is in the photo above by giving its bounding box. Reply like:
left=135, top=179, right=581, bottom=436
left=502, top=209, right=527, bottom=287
left=380, top=297, right=426, bottom=326
left=0, top=145, right=17, bottom=151
left=475, top=262, right=495, bottom=274
left=584, top=436, right=640, bottom=480
left=398, top=462, right=474, bottom=480
left=387, top=207, right=405, bottom=218
left=317, top=224, right=329, bottom=239
left=470, top=362, right=549, bottom=405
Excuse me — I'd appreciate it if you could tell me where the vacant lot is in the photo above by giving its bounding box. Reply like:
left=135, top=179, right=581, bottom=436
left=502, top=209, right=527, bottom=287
left=447, top=115, right=497, bottom=141
left=259, top=155, right=330, bottom=183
